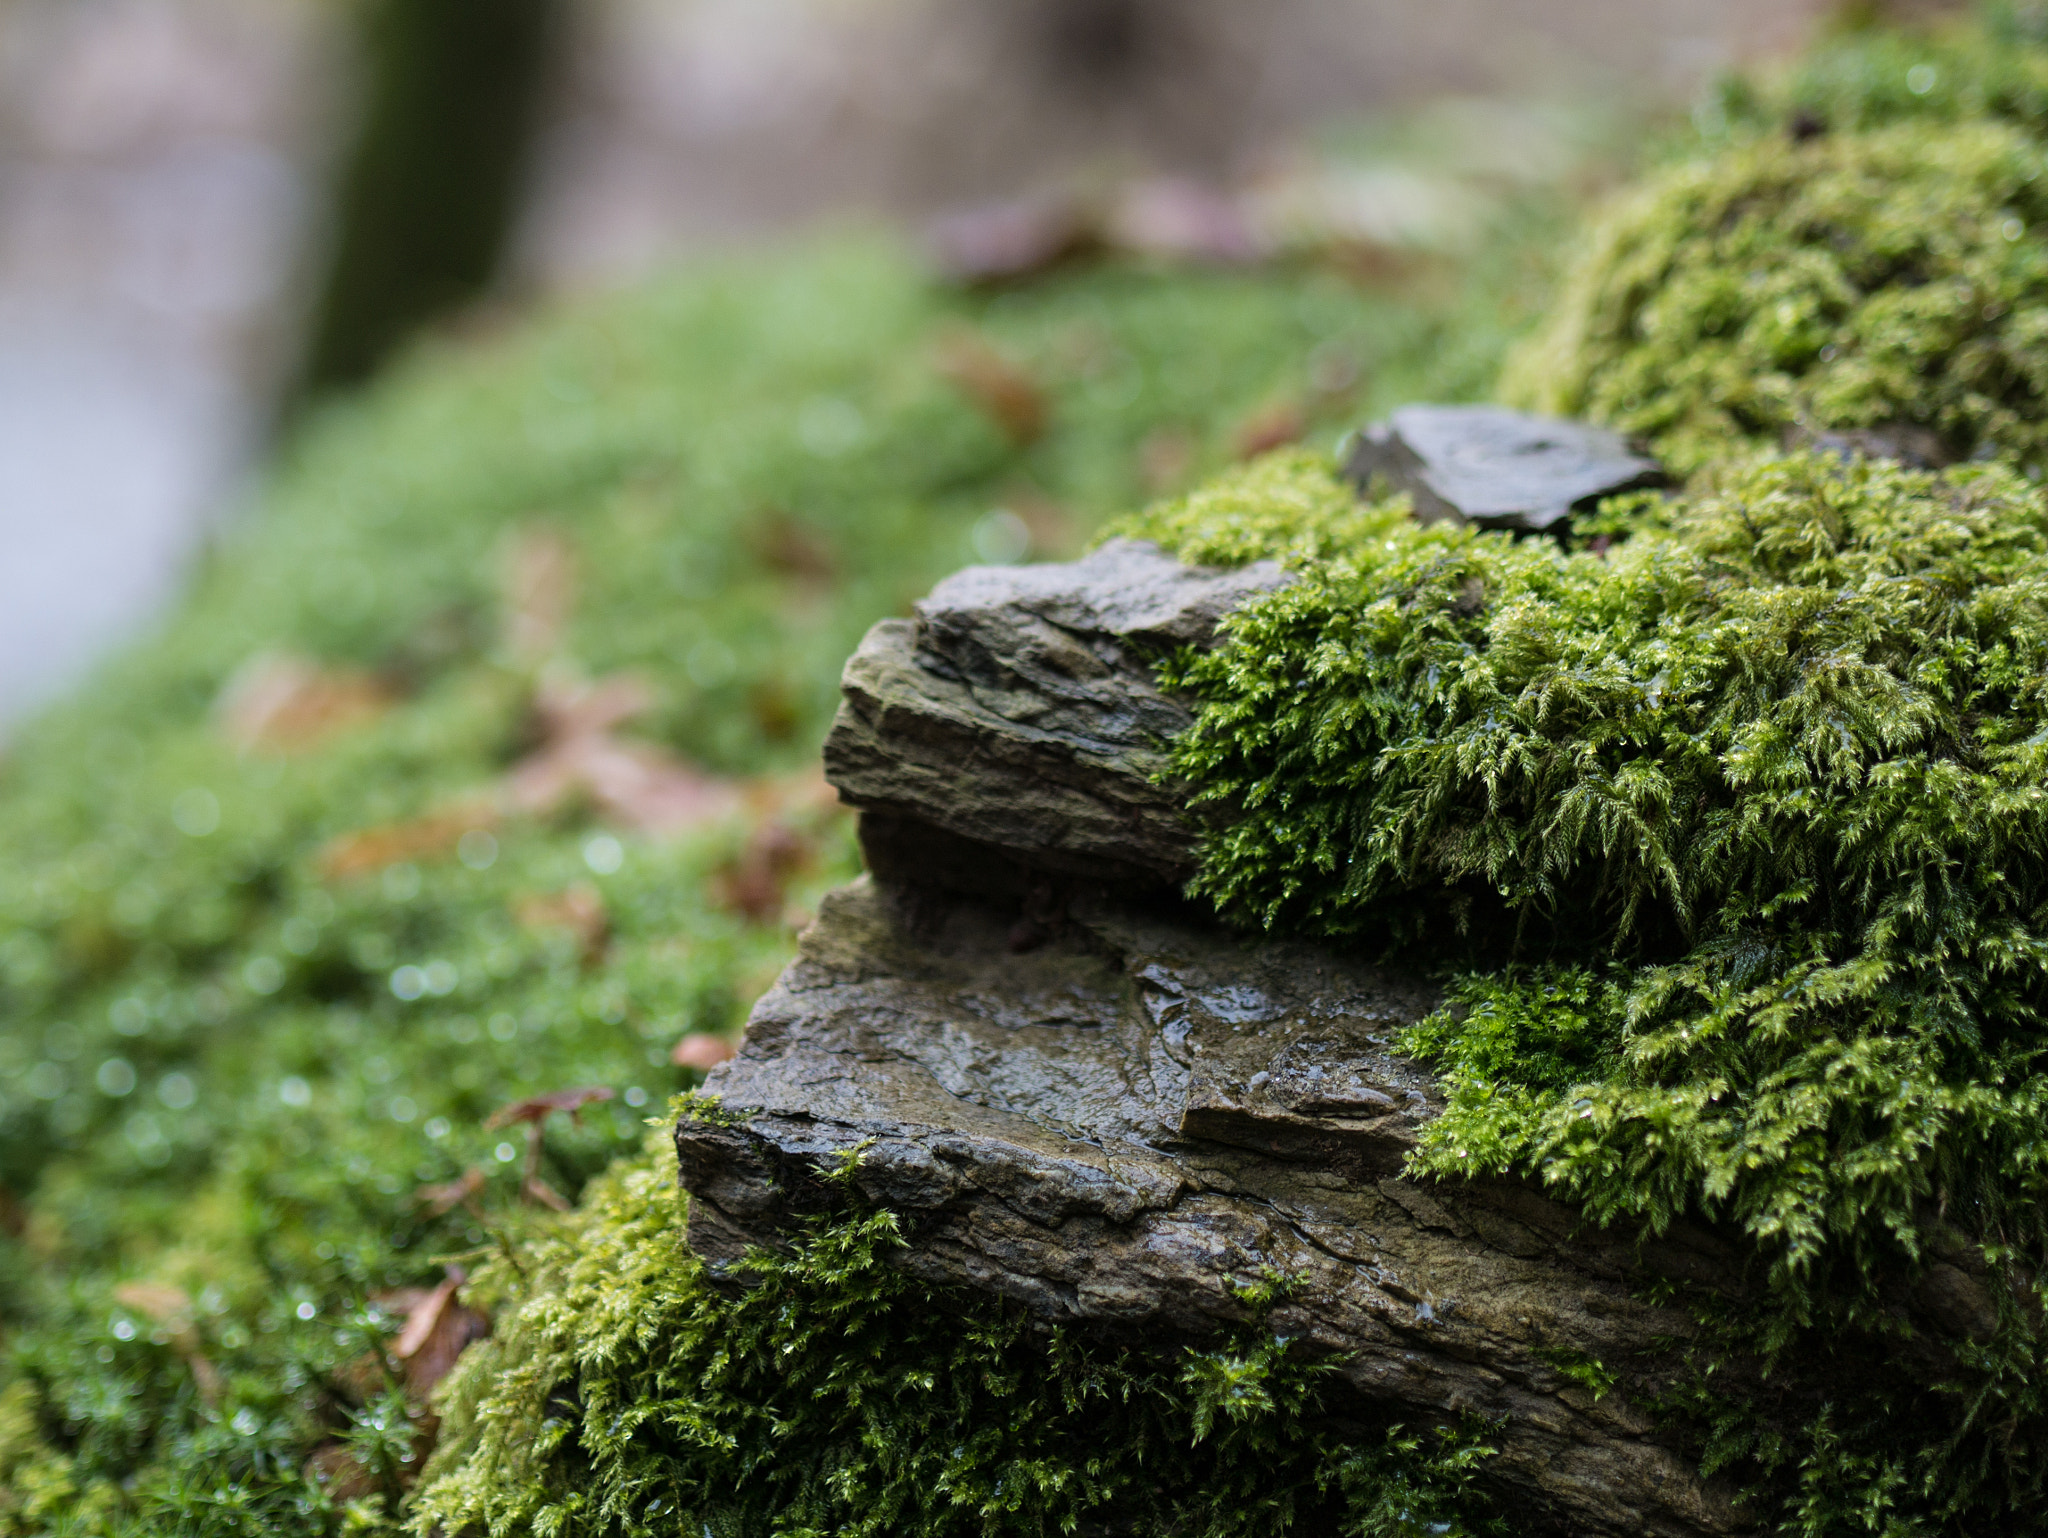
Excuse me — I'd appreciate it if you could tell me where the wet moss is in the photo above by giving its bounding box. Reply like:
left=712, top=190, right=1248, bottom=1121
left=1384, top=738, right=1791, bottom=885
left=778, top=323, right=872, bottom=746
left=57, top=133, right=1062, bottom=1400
left=1503, top=119, right=2048, bottom=475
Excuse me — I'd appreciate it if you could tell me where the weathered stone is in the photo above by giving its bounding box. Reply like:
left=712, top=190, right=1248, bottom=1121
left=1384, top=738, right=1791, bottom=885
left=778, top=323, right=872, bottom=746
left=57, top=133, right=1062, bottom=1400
left=822, top=537, right=1283, bottom=887
left=1343, top=403, right=1664, bottom=532
left=679, top=878, right=1747, bottom=1538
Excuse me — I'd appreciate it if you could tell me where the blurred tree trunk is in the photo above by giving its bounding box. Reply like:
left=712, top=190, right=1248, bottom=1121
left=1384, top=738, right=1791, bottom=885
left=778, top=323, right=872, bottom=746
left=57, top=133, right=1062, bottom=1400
left=299, top=0, right=563, bottom=393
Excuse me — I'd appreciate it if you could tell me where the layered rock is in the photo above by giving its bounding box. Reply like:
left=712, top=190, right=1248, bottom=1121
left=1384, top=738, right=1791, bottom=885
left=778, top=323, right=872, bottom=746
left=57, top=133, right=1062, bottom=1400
left=822, top=536, right=1284, bottom=888
left=1342, top=404, right=1664, bottom=532
left=682, top=518, right=1759, bottom=1536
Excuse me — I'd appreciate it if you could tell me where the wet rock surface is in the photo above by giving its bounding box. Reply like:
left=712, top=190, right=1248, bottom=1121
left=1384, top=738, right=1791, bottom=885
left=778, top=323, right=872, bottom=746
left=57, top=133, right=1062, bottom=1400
left=680, top=879, right=1743, bottom=1537
left=822, top=537, right=1283, bottom=887
left=1342, top=403, right=1664, bottom=532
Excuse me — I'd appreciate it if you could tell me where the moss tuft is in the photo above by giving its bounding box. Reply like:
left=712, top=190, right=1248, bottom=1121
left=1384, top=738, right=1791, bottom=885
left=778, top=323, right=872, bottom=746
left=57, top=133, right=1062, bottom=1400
left=1503, top=120, right=2048, bottom=475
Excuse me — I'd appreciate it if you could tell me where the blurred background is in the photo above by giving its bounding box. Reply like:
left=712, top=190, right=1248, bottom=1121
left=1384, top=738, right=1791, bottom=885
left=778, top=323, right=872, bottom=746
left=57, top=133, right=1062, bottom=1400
left=0, top=0, right=1866, bottom=731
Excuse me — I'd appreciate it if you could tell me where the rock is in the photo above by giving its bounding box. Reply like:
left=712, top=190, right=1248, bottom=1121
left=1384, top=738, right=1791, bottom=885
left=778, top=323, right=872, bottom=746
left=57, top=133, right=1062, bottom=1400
left=821, top=537, right=1285, bottom=889
left=1783, top=420, right=1955, bottom=469
left=678, top=877, right=1746, bottom=1538
left=1342, top=404, right=1664, bottom=533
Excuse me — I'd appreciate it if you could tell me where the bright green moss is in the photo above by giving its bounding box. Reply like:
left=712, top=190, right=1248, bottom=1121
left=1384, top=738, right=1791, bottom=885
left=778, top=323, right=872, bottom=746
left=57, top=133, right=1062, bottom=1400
left=410, top=1131, right=1507, bottom=1538
left=1502, top=119, right=2048, bottom=475
left=1131, top=448, right=2048, bottom=1529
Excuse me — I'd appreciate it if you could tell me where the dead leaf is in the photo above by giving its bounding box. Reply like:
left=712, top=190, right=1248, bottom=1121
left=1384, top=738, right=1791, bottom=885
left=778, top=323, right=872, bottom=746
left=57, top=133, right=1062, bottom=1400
left=712, top=821, right=816, bottom=925
left=487, top=1086, right=614, bottom=1208
left=413, top=1167, right=487, bottom=1218
left=113, top=1282, right=221, bottom=1402
left=672, top=1033, right=737, bottom=1072
left=317, top=802, right=497, bottom=881
left=1106, top=177, right=1265, bottom=265
left=1233, top=400, right=1307, bottom=460
left=486, top=1085, right=615, bottom=1130
left=1140, top=428, right=1198, bottom=496
left=522, top=1176, right=572, bottom=1212
left=747, top=678, right=802, bottom=744
left=934, top=329, right=1049, bottom=448
left=305, top=1441, right=379, bottom=1502
left=513, top=883, right=609, bottom=967
left=384, top=1268, right=489, bottom=1399
left=750, top=511, right=838, bottom=587
left=506, top=671, right=743, bottom=836
left=216, top=654, right=391, bottom=754
left=113, top=1281, right=191, bottom=1322
left=925, top=191, right=1098, bottom=283
left=1001, top=487, right=1078, bottom=559
left=500, top=526, right=578, bottom=665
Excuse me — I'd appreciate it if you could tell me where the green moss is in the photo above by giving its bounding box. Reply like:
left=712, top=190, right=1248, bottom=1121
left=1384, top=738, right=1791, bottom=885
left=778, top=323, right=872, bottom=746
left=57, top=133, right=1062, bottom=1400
left=1133, top=448, right=2048, bottom=1529
left=410, top=1135, right=1508, bottom=1538
left=1731, top=5, right=2048, bottom=144
left=1502, top=119, right=2048, bottom=475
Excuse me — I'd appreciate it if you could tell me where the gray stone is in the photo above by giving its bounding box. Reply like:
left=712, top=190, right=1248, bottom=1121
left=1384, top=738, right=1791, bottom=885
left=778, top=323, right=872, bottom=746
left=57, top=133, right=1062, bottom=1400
left=1343, top=404, right=1664, bottom=533
left=822, top=537, right=1284, bottom=888
left=678, top=878, right=1748, bottom=1538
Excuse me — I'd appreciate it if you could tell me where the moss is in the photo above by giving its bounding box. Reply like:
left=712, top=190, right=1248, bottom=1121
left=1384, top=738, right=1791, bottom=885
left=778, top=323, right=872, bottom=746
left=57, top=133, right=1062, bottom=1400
left=1732, top=5, right=2048, bottom=145
left=1502, top=119, right=2048, bottom=475
left=410, top=1134, right=1508, bottom=1538
left=1127, top=447, right=2048, bottom=1529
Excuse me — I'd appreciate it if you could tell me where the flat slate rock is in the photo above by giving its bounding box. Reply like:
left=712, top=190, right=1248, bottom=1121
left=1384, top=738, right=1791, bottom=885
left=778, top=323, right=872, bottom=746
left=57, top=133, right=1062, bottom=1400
left=1343, top=404, right=1664, bottom=533
left=822, top=537, right=1284, bottom=888
left=679, top=878, right=1747, bottom=1538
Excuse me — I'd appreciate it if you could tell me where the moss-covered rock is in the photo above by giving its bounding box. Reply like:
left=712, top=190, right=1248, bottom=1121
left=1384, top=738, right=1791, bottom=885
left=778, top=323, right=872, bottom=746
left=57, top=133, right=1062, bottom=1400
left=1114, top=447, right=2048, bottom=1531
left=1503, top=119, right=2048, bottom=475
left=410, top=1128, right=1507, bottom=1538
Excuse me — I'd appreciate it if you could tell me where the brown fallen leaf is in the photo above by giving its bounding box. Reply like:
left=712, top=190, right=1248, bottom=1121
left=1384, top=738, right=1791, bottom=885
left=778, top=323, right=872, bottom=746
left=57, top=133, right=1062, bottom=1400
left=506, top=671, right=743, bottom=836
left=500, top=526, right=578, bottom=665
left=389, top=1268, right=489, bottom=1395
left=1106, top=177, right=1266, bottom=265
left=925, top=191, right=1098, bottom=284
left=413, top=1166, right=488, bottom=1219
left=1233, top=399, right=1307, bottom=460
left=750, top=510, right=838, bottom=587
left=522, top=1176, right=572, bottom=1212
left=305, top=1440, right=379, bottom=1502
left=486, top=1086, right=615, bottom=1130
left=216, top=654, right=392, bottom=754
left=1001, top=486, right=1078, bottom=560
left=317, top=801, right=498, bottom=881
left=113, top=1282, right=222, bottom=1402
left=1140, top=427, right=1198, bottom=496
left=748, top=677, right=802, bottom=743
left=513, top=883, right=609, bottom=967
left=488, top=1086, right=616, bottom=1208
left=934, top=328, right=1049, bottom=449
left=712, top=821, right=816, bottom=925
left=672, top=1033, right=737, bottom=1072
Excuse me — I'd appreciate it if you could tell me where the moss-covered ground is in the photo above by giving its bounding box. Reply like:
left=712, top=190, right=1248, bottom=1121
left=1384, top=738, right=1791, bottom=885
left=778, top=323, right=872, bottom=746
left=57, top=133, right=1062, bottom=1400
left=22, top=8, right=2048, bottom=1534
left=0, top=222, right=1561, bottom=1533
